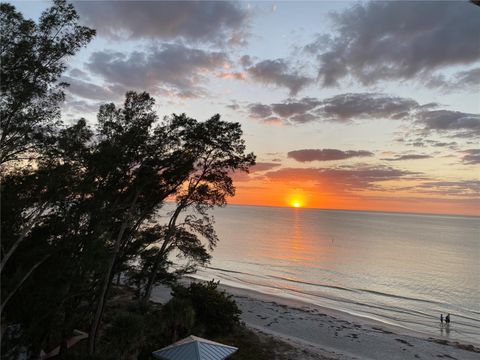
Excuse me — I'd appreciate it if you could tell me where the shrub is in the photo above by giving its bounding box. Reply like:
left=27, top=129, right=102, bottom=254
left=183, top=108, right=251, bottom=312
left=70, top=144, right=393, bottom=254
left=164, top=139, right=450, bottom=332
left=160, top=297, right=196, bottom=343
left=172, top=280, right=241, bottom=337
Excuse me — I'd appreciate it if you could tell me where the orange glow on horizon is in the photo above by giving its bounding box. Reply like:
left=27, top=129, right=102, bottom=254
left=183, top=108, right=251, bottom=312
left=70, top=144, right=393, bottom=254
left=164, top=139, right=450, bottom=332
left=228, top=180, right=480, bottom=217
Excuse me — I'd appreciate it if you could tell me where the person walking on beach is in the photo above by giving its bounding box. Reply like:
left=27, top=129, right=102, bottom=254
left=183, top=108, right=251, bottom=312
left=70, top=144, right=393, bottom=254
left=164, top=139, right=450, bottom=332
left=440, top=314, right=444, bottom=326
left=445, top=313, right=450, bottom=325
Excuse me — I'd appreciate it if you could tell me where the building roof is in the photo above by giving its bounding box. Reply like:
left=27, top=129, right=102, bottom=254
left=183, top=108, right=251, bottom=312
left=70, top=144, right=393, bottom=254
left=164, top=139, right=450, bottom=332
left=152, top=335, right=238, bottom=360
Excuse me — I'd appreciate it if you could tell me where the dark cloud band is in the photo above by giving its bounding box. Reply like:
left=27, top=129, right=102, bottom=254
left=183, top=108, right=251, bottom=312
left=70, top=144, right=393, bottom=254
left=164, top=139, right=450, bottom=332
left=75, top=1, right=250, bottom=46
left=288, top=149, right=374, bottom=162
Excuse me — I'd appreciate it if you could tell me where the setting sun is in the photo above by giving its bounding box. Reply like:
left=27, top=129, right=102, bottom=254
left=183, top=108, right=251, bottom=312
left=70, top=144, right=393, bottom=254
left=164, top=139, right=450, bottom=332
left=287, top=191, right=306, bottom=209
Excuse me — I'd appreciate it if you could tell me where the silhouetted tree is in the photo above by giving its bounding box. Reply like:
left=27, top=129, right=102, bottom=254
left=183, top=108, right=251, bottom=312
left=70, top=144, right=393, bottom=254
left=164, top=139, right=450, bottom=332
left=1, top=2, right=254, bottom=358
left=86, top=91, right=198, bottom=354
left=141, top=114, right=255, bottom=303
left=0, top=0, right=95, bottom=166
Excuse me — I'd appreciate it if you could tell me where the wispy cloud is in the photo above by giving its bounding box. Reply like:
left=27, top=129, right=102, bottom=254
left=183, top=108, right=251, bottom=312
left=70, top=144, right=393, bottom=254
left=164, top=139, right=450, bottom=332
left=424, top=67, right=480, bottom=91
left=461, top=149, right=480, bottom=165
left=382, top=154, right=432, bottom=161
left=264, top=165, right=418, bottom=192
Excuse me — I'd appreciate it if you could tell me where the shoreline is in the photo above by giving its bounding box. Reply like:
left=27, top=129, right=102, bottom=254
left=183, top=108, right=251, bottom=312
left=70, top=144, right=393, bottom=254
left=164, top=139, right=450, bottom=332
left=151, top=278, right=480, bottom=360
left=216, top=282, right=436, bottom=339
left=191, top=272, right=480, bottom=345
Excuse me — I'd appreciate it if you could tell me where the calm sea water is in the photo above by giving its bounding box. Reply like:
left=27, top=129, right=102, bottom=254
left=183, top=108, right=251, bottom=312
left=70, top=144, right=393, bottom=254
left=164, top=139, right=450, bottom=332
left=166, top=205, right=480, bottom=345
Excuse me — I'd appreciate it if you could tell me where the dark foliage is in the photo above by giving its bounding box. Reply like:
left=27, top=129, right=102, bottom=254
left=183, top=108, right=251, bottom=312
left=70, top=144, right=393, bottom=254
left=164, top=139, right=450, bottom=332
left=172, top=280, right=242, bottom=337
left=1, top=1, right=254, bottom=358
left=0, top=0, right=95, bottom=165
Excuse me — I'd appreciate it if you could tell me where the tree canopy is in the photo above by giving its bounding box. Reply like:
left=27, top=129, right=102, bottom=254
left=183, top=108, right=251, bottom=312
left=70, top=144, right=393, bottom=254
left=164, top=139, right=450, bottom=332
left=0, top=1, right=255, bottom=358
left=0, top=0, right=95, bottom=165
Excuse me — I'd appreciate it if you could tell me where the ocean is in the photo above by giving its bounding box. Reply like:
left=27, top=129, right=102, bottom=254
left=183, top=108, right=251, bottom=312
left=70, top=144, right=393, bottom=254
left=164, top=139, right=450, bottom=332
left=164, top=204, right=480, bottom=345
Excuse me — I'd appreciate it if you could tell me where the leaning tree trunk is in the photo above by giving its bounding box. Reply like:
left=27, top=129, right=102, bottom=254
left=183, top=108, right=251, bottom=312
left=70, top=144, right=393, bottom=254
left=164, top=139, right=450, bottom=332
left=142, top=204, right=183, bottom=303
left=88, top=192, right=139, bottom=355
left=141, top=236, right=170, bottom=304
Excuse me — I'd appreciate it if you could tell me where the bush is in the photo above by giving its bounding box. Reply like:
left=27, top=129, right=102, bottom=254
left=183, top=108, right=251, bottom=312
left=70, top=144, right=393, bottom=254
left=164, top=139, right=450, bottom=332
left=172, top=280, right=241, bottom=337
left=160, top=297, right=196, bottom=343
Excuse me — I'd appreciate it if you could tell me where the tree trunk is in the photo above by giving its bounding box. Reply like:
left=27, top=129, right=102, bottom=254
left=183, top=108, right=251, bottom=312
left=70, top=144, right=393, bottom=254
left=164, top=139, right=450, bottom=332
left=141, top=241, right=168, bottom=304
left=142, top=203, right=186, bottom=303
left=88, top=191, right=139, bottom=355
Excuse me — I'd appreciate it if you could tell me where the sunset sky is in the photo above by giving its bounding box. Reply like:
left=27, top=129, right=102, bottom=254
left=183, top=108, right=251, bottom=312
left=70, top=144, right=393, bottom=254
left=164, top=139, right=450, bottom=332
left=16, top=1, right=480, bottom=215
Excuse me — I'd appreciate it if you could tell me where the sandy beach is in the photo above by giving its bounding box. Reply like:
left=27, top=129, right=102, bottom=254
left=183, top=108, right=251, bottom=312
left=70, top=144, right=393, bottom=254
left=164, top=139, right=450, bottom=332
left=151, top=281, right=480, bottom=360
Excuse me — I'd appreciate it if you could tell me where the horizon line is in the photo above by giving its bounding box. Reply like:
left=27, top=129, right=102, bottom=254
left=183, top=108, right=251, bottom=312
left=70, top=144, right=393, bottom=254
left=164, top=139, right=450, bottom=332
left=222, top=202, right=480, bottom=219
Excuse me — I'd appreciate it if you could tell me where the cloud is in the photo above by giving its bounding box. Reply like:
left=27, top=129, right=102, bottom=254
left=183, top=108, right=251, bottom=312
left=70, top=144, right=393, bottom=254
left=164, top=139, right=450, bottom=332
left=75, top=1, right=250, bottom=45
left=240, top=55, right=253, bottom=67
left=68, top=68, right=90, bottom=79
left=271, top=97, right=321, bottom=118
left=319, top=93, right=419, bottom=122
left=226, top=102, right=240, bottom=110
left=453, top=68, right=480, bottom=88
left=290, top=113, right=317, bottom=124
left=231, top=162, right=281, bottom=182
left=247, top=93, right=419, bottom=125
left=86, top=44, right=229, bottom=98
left=217, top=72, right=246, bottom=80
left=395, top=137, right=458, bottom=149
left=62, top=76, right=125, bottom=101
left=425, top=67, right=480, bottom=91
left=305, top=1, right=480, bottom=86
left=427, top=140, right=458, bottom=148
left=248, top=103, right=273, bottom=119
left=413, top=180, right=480, bottom=197
left=245, top=59, right=313, bottom=96
left=461, top=149, right=480, bottom=164
left=246, top=93, right=479, bottom=141
left=250, top=162, right=281, bottom=172
left=288, top=149, right=374, bottom=162
left=62, top=98, right=102, bottom=115
left=382, top=154, right=432, bottom=161
left=264, top=165, right=417, bottom=192
left=416, top=110, right=480, bottom=138
left=263, top=117, right=283, bottom=126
